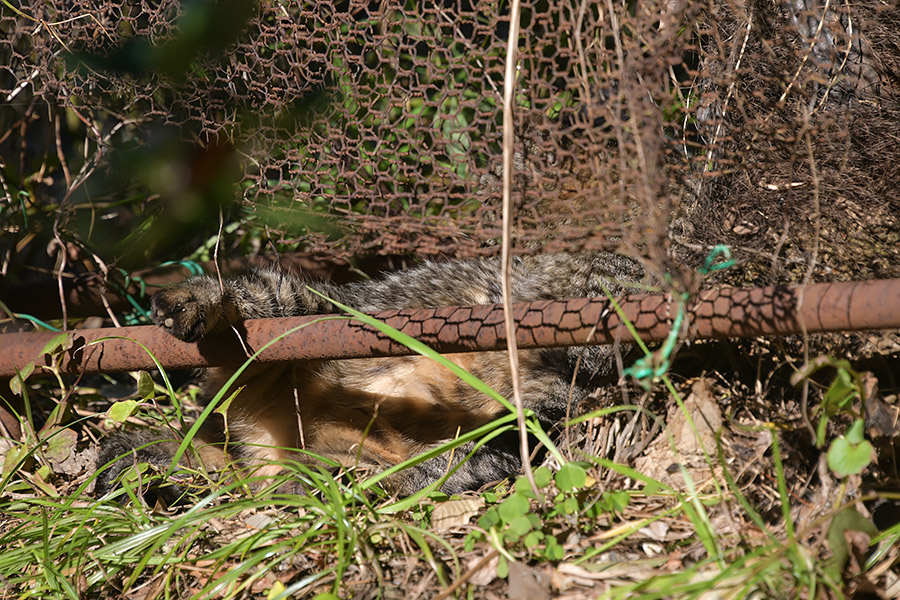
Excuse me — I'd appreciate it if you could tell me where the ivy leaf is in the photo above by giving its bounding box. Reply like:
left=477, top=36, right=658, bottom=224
left=137, top=371, right=156, bottom=400
left=9, top=362, right=34, bottom=396
left=822, top=368, right=859, bottom=415
left=107, top=400, right=139, bottom=424
left=827, top=420, right=874, bottom=477
left=41, top=333, right=70, bottom=357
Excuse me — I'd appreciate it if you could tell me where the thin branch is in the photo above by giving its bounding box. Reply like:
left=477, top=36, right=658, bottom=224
left=798, top=110, right=822, bottom=441
left=501, top=0, right=542, bottom=502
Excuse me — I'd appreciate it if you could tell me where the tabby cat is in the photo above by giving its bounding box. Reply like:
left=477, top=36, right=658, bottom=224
left=96, top=252, right=642, bottom=498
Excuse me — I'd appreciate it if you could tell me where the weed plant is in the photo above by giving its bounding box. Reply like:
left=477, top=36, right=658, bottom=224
left=1, top=297, right=895, bottom=599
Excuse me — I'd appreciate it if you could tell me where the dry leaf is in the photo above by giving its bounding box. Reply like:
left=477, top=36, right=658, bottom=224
left=431, top=497, right=484, bottom=532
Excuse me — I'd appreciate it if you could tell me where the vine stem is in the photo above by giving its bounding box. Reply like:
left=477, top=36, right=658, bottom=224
left=501, top=0, right=543, bottom=502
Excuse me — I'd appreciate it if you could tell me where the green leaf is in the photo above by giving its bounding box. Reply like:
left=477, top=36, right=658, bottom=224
left=556, top=463, right=587, bottom=492
left=823, top=368, right=859, bottom=415
left=106, top=400, right=139, bottom=424
left=41, top=332, right=70, bottom=356
left=478, top=509, right=500, bottom=530
left=118, top=462, right=151, bottom=487
left=8, top=374, right=21, bottom=396
left=498, top=493, right=529, bottom=523
left=265, top=580, right=289, bottom=599
left=544, top=536, right=564, bottom=560
left=602, top=490, right=631, bottom=513
left=523, top=531, right=544, bottom=548
left=2, top=445, right=28, bottom=477
left=845, top=418, right=866, bottom=445
left=137, top=371, right=155, bottom=400
left=827, top=420, right=874, bottom=477
left=43, top=428, right=77, bottom=464
left=642, top=480, right=660, bottom=496
left=9, top=362, right=35, bottom=395
left=514, top=475, right=536, bottom=498
left=826, top=508, right=878, bottom=579
left=507, top=515, right=533, bottom=537
left=816, top=414, right=829, bottom=448
left=464, top=532, right=479, bottom=552
left=214, top=386, right=244, bottom=417
left=533, top=466, right=552, bottom=488
left=497, top=555, right=509, bottom=579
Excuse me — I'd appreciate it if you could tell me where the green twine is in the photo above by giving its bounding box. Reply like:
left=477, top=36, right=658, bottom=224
left=111, top=268, right=152, bottom=324
left=623, top=292, right=686, bottom=389
left=118, top=268, right=147, bottom=297
left=12, top=313, right=61, bottom=332
left=624, top=244, right=734, bottom=388
left=5, top=259, right=208, bottom=330
left=699, top=244, right=735, bottom=275
left=112, top=261, right=204, bottom=325
left=158, top=260, right=205, bottom=276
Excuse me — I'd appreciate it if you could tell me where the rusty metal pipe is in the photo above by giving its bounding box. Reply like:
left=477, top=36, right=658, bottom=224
left=1, top=279, right=898, bottom=378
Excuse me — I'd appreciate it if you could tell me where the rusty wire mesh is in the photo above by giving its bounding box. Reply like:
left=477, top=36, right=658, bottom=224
left=1, top=0, right=898, bottom=290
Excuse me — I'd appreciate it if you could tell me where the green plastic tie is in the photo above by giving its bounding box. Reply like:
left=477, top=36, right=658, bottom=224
left=107, top=268, right=152, bottom=323
left=159, top=260, right=205, bottom=276
left=624, top=244, right=734, bottom=388
left=699, top=244, right=735, bottom=275
left=13, top=313, right=61, bottom=332
left=623, top=293, right=686, bottom=389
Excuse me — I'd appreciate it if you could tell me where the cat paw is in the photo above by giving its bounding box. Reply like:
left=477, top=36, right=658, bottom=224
left=151, top=280, right=220, bottom=342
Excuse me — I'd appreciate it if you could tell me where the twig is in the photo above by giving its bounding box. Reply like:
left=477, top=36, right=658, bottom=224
left=779, top=0, right=833, bottom=107
left=706, top=8, right=753, bottom=168
left=86, top=250, right=123, bottom=328
left=52, top=108, right=72, bottom=190
left=215, top=207, right=252, bottom=360
left=798, top=111, right=822, bottom=440
left=265, top=222, right=308, bottom=450
left=500, top=0, right=542, bottom=502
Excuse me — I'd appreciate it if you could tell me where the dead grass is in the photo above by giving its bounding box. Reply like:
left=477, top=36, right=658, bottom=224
left=2, top=331, right=900, bottom=599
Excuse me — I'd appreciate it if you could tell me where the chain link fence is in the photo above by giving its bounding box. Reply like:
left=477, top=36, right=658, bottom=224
left=1, top=0, right=898, bottom=286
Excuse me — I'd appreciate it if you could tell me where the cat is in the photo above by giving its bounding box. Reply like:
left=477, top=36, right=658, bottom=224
left=96, top=252, right=643, bottom=498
